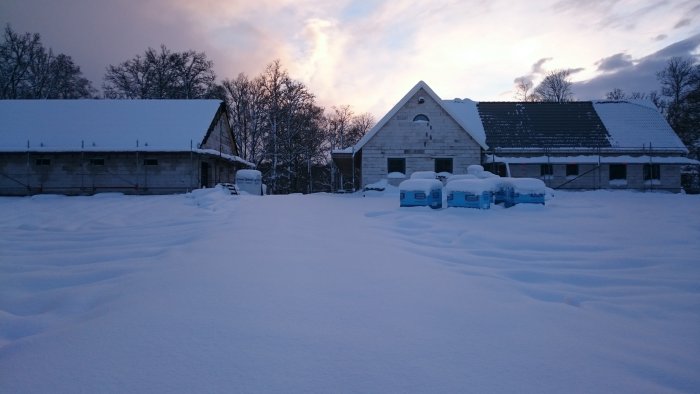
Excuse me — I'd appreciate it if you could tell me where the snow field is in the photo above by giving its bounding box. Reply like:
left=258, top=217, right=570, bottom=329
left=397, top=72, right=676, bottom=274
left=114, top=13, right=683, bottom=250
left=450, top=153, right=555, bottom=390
left=1, top=189, right=699, bottom=393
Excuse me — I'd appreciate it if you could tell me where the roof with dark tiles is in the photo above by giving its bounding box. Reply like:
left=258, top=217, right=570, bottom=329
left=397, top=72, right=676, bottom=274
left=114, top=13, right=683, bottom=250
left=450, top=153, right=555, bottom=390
left=477, top=101, right=612, bottom=149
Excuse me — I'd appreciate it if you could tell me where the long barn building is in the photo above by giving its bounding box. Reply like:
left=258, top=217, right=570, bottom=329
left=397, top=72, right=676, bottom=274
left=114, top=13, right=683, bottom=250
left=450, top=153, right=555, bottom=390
left=0, top=100, right=251, bottom=196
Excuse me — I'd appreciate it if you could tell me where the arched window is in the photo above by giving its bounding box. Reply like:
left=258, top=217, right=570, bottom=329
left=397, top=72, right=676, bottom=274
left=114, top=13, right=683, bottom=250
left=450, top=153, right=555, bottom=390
left=413, top=114, right=429, bottom=123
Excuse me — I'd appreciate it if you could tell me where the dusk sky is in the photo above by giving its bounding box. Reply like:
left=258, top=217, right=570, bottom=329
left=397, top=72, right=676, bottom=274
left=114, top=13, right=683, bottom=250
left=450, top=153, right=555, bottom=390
left=2, top=0, right=699, bottom=117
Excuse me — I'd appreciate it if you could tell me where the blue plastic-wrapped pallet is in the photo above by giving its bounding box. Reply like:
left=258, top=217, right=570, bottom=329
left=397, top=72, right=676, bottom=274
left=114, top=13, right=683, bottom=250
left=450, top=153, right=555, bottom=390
left=447, top=190, right=491, bottom=209
left=445, top=179, right=493, bottom=209
left=509, top=178, right=546, bottom=206
left=399, top=179, right=443, bottom=209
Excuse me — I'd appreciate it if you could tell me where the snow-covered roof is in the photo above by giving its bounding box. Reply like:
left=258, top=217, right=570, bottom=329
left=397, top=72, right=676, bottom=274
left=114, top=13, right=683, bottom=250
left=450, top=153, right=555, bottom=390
left=345, top=81, right=488, bottom=153
left=441, top=98, right=487, bottom=147
left=592, top=101, right=687, bottom=151
left=0, top=99, right=224, bottom=151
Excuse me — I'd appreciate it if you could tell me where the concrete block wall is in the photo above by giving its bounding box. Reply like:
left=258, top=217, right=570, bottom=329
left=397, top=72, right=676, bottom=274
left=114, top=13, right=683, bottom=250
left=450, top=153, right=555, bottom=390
left=0, top=151, right=238, bottom=196
left=508, top=163, right=682, bottom=192
left=201, top=110, right=236, bottom=156
left=362, top=87, right=481, bottom=186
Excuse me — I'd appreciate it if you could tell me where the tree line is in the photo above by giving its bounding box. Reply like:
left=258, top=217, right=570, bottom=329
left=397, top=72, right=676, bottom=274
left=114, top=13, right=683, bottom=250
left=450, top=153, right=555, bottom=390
left=0, top=25, right=373, bottom=194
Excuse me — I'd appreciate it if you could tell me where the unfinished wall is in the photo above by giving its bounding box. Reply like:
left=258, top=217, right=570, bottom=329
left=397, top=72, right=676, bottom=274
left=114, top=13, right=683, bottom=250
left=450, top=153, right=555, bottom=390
left=0, top=151, right=238, bottom=196
left=507, top=162, right=682, bottom=192
left=362, top=88, right=482, bottom=187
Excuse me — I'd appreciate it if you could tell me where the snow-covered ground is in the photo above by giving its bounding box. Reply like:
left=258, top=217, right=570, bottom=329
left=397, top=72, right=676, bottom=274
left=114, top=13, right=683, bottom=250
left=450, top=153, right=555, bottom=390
left=1, top=188, right=699, bottom=393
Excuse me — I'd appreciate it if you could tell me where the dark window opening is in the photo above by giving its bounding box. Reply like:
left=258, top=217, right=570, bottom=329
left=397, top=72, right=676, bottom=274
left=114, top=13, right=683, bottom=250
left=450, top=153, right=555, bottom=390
left=566, top=164, right=579, bottom=176
left=643, top=164, right=660, bottom=180
left=609, top=164, right=627, bottom=180
left=89, top=158, right=105, bottom=166
left=144, top=159, right=159, bottom=166
left=35, top=158, right=51, bottom=166
left=484, top=162, right=508, bottom=177
left=387, top=158, right=406, bottom=174
left=435, top=158, right=453, bottom=173
left=541, top=164, right=553, bottom=176
left=201, top=162, right=210, bottom=187
left=413, top=114, right=430, bottom=122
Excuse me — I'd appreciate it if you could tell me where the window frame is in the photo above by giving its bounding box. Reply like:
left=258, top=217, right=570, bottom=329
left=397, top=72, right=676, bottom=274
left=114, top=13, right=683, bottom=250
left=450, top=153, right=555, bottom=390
left=540, top=164, right=553, bottom=177
left=387, top=158, right=406, bottom=174
left=412, top=114, right=430, bottom=123
left=609, top=164, right=627, bottom=181
left=566, top=164, right=579, bottom=177
left=434, top=158, right=453, bottom=174
left=643, top=163, right=660, bottom=181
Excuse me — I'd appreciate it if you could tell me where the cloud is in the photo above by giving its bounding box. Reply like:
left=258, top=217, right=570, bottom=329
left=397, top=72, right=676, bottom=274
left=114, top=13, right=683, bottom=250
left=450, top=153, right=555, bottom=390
left=513, top=57, right=554, bottom=85
left=552, top=0, right=666, bottom=30
left=574, top=33, right=700, bottom=100
left=595, top=53, right=634, bottom=72
left=674, top=18, right=691, bottom=29
left=532, top=58, right=553, bottom=75
left=654, top=34, right=668, bottom=41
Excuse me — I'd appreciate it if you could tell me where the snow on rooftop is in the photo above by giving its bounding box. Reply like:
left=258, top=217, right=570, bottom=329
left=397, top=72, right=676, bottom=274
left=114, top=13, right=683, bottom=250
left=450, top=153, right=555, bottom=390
left=441, top=98, right=487, bottom=148
left=592, top=101, right=687, bottom=151
left=0, top=99, right=224, bottom=151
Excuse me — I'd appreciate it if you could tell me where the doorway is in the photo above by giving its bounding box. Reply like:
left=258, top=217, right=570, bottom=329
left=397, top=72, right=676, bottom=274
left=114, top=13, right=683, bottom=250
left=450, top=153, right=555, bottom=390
left=200, top=162, right=210, bottom=187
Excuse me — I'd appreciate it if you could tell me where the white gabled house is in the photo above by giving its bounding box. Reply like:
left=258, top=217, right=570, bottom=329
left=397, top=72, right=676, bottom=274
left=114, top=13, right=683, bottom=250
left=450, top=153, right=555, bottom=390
left=0, top=100, right=252, bottom=195
left=332, top=81, right=696, bottom=192
left=332, top=81, right=487, bottom=190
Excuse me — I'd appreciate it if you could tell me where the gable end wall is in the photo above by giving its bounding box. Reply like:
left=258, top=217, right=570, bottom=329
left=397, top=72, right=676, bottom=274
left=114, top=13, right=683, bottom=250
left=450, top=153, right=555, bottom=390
left=362, top=88, right=481, bottom=186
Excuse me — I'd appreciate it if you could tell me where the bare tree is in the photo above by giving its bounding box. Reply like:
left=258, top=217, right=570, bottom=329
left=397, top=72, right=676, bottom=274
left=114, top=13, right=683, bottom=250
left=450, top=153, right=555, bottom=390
left=657, top=57, right=700, bottom=146
left=0, top=24, right=94, bottom=99
left=513, top=78, right=536, bottom=101
left=103, top=45, right=216, bottom=99
left=259, top=60, right=288, bottom=193
left=350, top=112, right=375, bottom=142
left=533, top=70, right=573, bottom=102
left=605, top=88, right=626, bottom=100
left=325, top=105, right=354, bottom=150
left=657, top=57, right=696, bottom=106
left=628, top=91, right=647, bottom=100
left=221, top=73, right=267, bottom=166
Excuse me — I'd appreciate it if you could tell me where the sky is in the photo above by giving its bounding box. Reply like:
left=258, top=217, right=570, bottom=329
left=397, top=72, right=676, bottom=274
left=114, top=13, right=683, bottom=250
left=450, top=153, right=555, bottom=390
left=2, top=0, right=700, bottom=118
